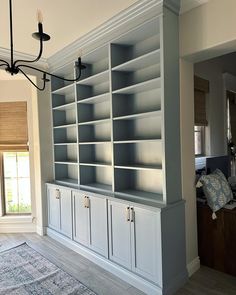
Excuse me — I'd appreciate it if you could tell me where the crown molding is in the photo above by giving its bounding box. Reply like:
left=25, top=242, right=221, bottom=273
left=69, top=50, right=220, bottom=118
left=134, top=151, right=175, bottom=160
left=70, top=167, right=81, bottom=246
left=48, top=0, right=180, bottom=71
left=164, top=0, right=181, bottom=14
left=0, top=47, right=48, bottom=69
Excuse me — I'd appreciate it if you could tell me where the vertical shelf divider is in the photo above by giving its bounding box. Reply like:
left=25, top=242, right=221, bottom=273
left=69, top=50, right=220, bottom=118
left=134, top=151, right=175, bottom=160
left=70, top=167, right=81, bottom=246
left=109, top=43, right=115, bottom=193
left=74, top=65, right=80, bottom=186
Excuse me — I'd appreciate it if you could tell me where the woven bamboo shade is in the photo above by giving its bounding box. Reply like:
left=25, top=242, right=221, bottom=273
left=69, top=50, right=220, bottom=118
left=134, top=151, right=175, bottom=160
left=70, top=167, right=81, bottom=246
left=194, top=76, right=209, bottom=126
left=227, top=91, right=236, bottom=144
left=0, top=102, right=28, bottom=151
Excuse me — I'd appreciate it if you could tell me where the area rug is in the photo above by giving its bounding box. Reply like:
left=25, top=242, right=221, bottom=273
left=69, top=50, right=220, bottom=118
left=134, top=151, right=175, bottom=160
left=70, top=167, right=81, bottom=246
left=0, top=243, right=96, bottom=295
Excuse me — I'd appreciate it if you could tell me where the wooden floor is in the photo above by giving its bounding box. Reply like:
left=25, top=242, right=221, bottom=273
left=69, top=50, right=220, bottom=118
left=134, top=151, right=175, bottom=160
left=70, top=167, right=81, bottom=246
left=0, top=233, right=236, bottom=295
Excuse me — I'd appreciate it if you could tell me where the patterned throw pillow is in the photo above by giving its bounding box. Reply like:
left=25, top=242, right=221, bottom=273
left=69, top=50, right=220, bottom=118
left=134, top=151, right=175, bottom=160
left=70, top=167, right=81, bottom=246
left=198, top=169, right=233, bottom=213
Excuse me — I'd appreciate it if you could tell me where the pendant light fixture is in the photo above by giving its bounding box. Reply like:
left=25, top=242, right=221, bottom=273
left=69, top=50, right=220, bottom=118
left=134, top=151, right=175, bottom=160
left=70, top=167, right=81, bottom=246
left=0, top=0, right=86, bottom=91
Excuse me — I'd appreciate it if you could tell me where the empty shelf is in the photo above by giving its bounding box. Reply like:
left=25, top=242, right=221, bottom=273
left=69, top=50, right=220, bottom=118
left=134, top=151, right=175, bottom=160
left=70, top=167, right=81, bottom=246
left=79, top=141, right=111, bottom=145
left=80, top=162, right=111, bottom=167
left=78, top=92, right=110, bottom=104
left=52, top=83, right=75, bottom=96
left=114, top=164, right=162, bottom=171
left=79, top=118, right=110, bottom=125
left=53, top=102, right=76, bottom=111
left=80, top=183, right=112, bottom=192
left=54, top=161, right=78, bottom=165
left=112, top=49, right=160, bottom=72
left=112, top=78, right=161, bottom=95
left=113, top=139, right=161, bottom=144
left=116, top=189, right=163, bottom=203
left=77, top=70, right=109, bottom=86
left=113, top=110, right=161, bottom=121
left=55, top=178, right=78, bottom=186
left=53, top=123, right=77, bottom=129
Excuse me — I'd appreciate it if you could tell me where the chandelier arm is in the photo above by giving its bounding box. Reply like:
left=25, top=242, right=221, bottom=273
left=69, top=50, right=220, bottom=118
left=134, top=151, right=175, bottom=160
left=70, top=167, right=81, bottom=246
left=18, top=68, right=46, bottom=91
left=0, top=63, right=8, bottom=68
left=0, top=60, right=10, bottom=67
left=17, top=64, right=82, bottom=82
left=13, top=38, right=43, bottom=67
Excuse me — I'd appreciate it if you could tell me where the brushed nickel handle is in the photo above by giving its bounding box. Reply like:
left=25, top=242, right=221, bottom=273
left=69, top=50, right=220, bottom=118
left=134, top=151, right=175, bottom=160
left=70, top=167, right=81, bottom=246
left=126, top=207, right=130, bottom=222
left=55, top=189, right=60, bottom=199
left=130, top=208, right=135, bottom=222
left=86, top=197, right=90, bottom=209
left=83, top=196, right=87, bottom=208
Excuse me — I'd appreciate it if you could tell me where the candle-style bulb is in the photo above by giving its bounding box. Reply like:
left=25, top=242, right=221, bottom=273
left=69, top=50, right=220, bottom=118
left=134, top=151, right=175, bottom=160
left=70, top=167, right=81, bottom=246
left=37, top=9, right=43, bottom=23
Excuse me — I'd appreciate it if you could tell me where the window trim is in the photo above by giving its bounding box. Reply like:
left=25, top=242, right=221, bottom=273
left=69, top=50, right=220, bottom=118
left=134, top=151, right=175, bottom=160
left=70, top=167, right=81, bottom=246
left=194, top=125, right=205, bottom=157
left=1, top=151, right=31, bottom=216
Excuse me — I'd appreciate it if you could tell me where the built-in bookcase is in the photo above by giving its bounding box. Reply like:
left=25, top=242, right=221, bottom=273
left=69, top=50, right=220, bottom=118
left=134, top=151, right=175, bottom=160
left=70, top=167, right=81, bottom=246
left=50, top=16, right=176, bottom=204
left=51, top=63, right=78, bottom=185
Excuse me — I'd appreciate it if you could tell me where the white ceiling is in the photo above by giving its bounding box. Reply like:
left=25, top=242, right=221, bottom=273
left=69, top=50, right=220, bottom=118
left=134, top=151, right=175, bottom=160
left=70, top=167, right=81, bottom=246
left=180, top=0, right=208, bottom=14
left=0, top=0, right=208, bottom=59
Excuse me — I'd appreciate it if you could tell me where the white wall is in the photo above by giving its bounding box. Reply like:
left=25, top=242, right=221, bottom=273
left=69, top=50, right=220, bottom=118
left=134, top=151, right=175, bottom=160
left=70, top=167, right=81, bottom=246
left=179, top=0, right=236, bottom=275
left=180, top=59, right=199, bottom=275
left=180, top=0, right=236, bottom=61
left=0, top=72, right=53, bottom=234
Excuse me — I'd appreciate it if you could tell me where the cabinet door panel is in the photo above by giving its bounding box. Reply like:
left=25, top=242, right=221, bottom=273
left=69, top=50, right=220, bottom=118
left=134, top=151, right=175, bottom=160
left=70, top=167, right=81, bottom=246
left=224, top=210, right=236, bottom=276
left=131, top=207, right=161, bottom=284
left=108, top=201, right=131, bottom=269
left=60, top=188, right=72, bottom=238
left=73, top=192, right=89, bottom=246
left=48, top=187, right=60, bottom=231
left=89, top=196, right=108, bottom=257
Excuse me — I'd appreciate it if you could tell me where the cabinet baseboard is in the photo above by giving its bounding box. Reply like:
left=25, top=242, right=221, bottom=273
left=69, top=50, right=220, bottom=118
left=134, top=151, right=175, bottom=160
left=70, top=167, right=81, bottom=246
left=47, top=227, right=162, bottom=295
left=187, top=257, right=200, bottom=277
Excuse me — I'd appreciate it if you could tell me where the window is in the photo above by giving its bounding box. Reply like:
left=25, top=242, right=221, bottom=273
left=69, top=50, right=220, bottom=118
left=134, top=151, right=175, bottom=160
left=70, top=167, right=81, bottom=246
left=194, top=76, right=208, bottom=157
left=2, top=152, right=31, bottom=214
left=194, top=126, right=205, bottom=156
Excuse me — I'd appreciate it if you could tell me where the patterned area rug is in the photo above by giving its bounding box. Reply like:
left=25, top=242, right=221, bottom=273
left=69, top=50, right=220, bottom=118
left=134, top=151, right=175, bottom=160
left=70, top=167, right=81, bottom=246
left=0, top=243, right=96, bottom=295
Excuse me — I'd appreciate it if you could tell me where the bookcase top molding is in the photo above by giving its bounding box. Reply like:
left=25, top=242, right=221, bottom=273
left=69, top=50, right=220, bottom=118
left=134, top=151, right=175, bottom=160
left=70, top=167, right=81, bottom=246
left=48, top=0, right=180, bottom=71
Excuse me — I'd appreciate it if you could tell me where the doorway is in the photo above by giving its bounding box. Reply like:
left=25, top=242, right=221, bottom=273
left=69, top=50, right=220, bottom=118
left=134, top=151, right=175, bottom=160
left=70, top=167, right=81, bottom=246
left=193, top=52, right=236, bottom=276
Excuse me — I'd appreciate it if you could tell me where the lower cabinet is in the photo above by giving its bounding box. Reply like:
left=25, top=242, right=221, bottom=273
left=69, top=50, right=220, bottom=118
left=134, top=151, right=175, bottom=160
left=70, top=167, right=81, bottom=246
left=47, top=184, right=161, bottom=286
left=47, top=185, right=72, bottom=238
left=108, top=200, right=161, bottom=284
left=73, top=191, right=108, bottom=257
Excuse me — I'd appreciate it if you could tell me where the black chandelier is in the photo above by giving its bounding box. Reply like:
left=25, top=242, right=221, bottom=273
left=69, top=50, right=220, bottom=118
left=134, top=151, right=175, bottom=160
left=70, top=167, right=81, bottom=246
left=0, top=0, right=86, bottom=91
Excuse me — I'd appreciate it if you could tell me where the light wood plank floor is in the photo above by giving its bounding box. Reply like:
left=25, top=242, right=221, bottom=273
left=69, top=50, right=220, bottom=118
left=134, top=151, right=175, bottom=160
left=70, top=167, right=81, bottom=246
left=0, top=233, right=236, bottom=295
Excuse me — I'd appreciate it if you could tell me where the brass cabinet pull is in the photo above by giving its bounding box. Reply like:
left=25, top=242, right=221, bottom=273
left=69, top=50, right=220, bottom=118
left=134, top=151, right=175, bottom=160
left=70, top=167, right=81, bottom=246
left=55, top=189, right=60, bottom=199
left=126, top=207, right=130, bottom=222
left=130, top=207, right=135, bottom=222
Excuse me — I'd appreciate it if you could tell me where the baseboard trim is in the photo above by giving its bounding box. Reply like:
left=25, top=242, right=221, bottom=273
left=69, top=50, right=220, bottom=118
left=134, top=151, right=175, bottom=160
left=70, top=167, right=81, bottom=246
left=36, top=225, right=47, bottom=236
left=47, top=227, right=162, bottom=295
left=187, top=256, right=200, bottom=277
left=0, top=222, right=36, bottom=233
left=163, top=270, right=188, bottom=295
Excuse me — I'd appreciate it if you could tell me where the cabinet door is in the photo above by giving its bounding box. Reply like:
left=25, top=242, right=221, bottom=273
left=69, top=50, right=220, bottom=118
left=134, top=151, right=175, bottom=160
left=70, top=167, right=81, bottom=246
left=47, top=186, right=60, bottom=231
left=131, top=206, right=161, bottom=284
left=197, top=204, right=225, bottom=271
left=89, top=196, right=108, bottom=257
left=224, top=210, right=236, bottom=276
left=73, top=192, right=89, bottom=246
left=60, top=188, right=72, bottom=238
left=108, top=201, right=131, bottom=269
